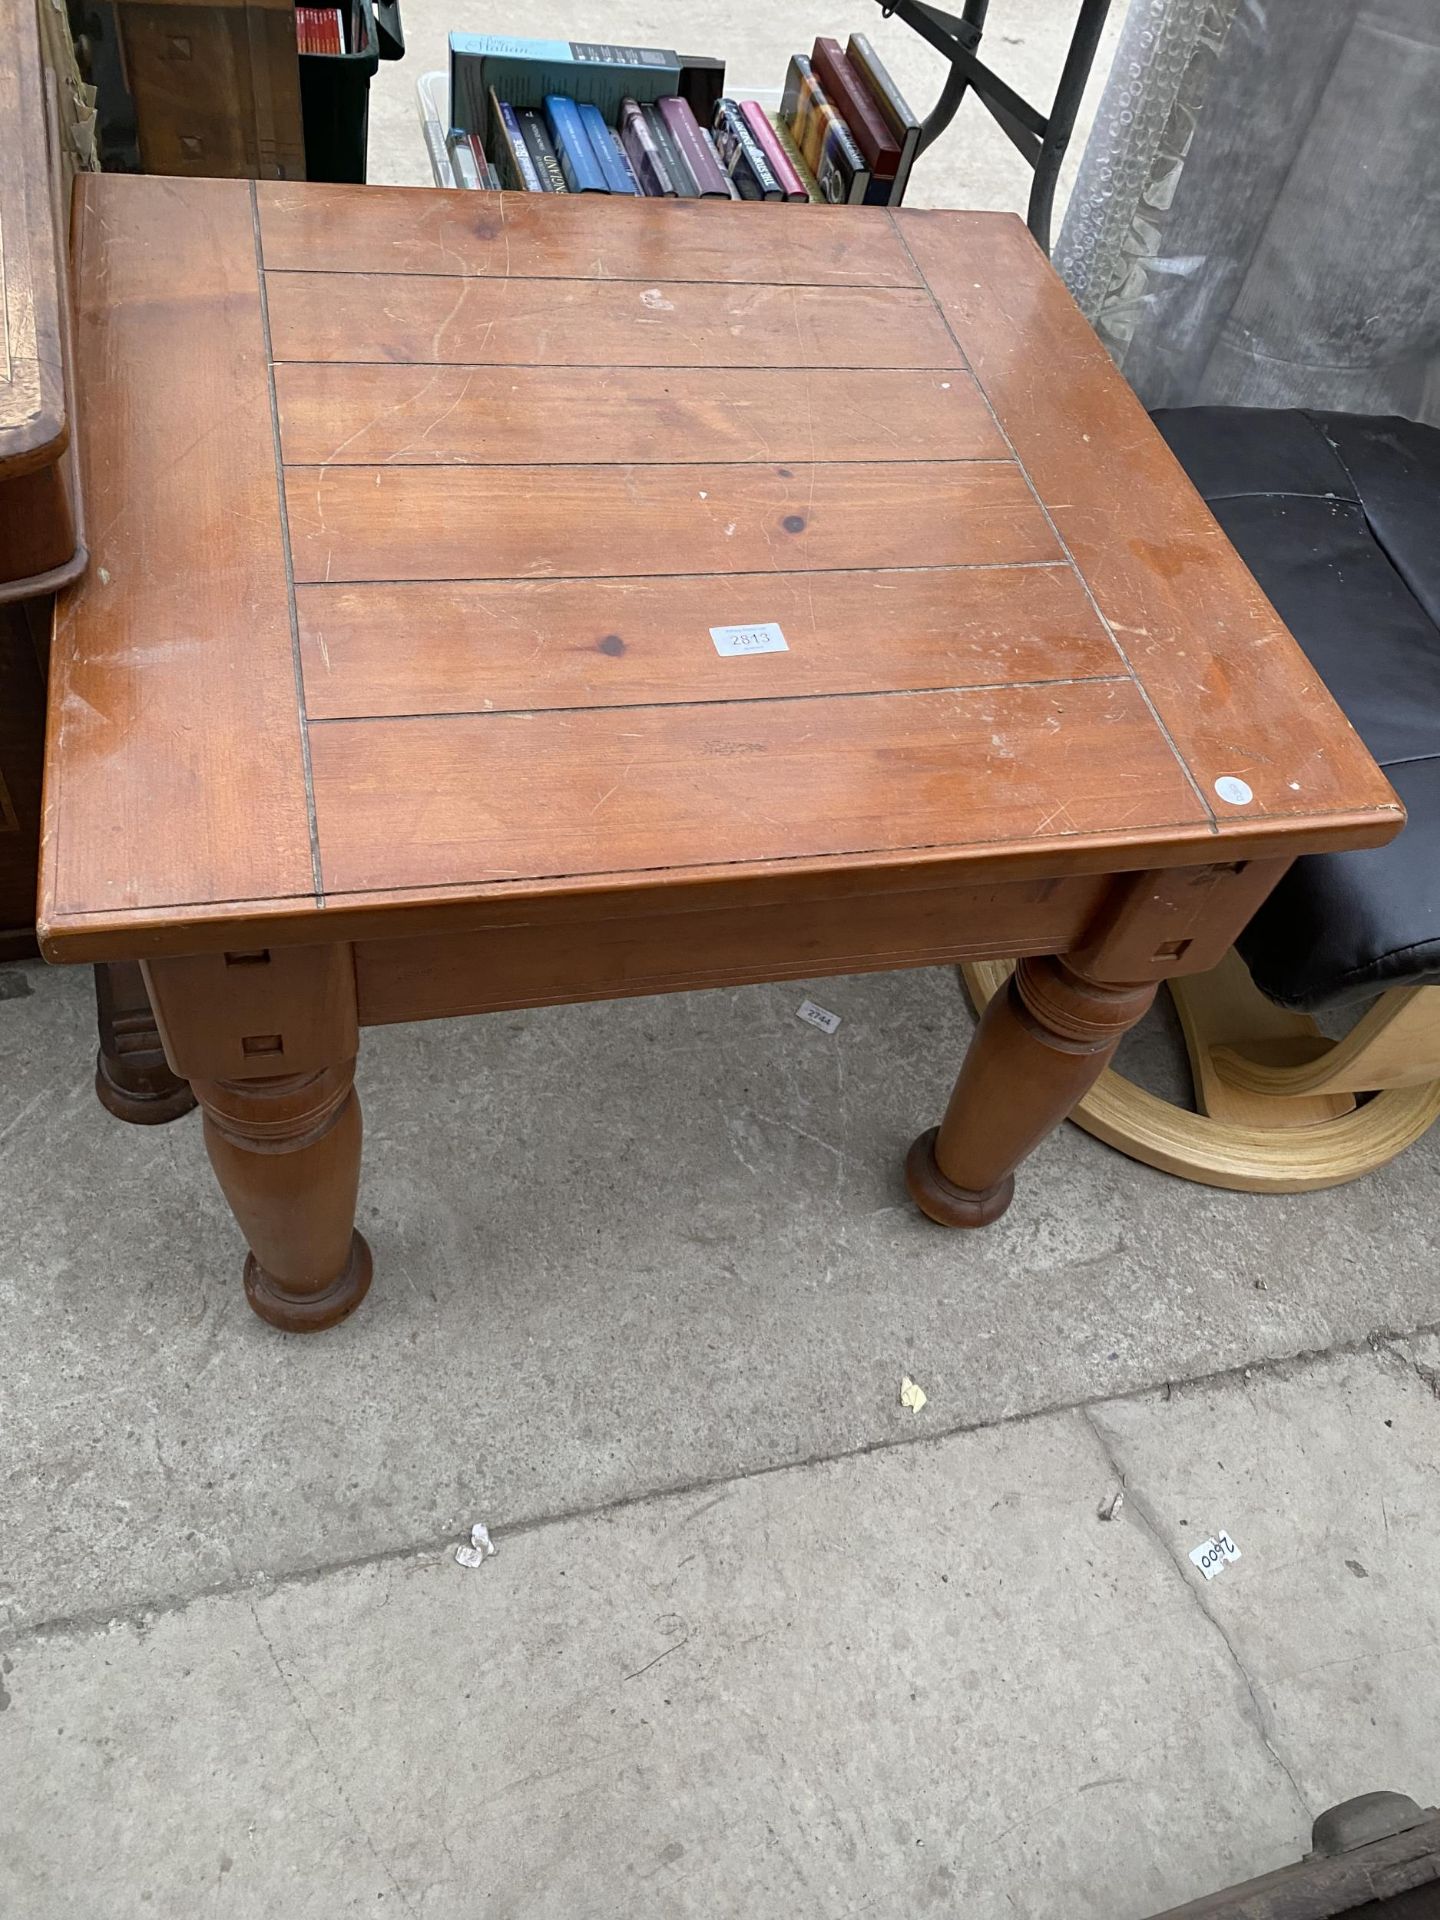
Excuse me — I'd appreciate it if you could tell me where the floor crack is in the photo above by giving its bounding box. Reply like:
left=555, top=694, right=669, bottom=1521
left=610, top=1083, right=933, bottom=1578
left=1079, top=1405, right=1314, bottom=1823
left=9, top=1317, right=1440, bottom=1653
left=1386, top=1336, right=1440, bottom=1400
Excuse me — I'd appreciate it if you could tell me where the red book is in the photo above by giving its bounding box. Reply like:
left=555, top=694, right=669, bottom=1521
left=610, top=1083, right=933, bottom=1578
left=811, top=36, right=900, bottom=177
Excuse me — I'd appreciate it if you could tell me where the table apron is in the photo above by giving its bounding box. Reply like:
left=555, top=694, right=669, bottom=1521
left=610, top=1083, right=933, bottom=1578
left=352, top=872, right=1114, bottom=1026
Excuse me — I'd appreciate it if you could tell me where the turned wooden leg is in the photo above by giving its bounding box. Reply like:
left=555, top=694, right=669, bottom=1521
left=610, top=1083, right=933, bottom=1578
left=93, top=961, right=197, bottom=1125
left=192, top=1063, right=371, bottom=1333
left=907, top=955, right=1156, bottom=1227
left=143, top=944, right=372, bottom=1331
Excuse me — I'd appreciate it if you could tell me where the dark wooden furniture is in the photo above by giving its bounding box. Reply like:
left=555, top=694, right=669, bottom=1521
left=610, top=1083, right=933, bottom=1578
left=41, top=175, right=1401, bottom=1332
left=1149, top=1793, right=1440, bottom=1918
left=2, top=0, right=85, bottom=957
left=100, top=0, right=305, bottom=177
left=4, top=0, right=194, bottom=1115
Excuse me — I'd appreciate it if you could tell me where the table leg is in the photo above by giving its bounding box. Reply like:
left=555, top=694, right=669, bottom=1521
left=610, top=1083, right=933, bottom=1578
left=142, top=944, right=370, bottom=1332
left=191, top=1064, right=371, bottom=1333
left=93, top=961, right=197, bottom=1125
left=907, top=955, right=1155, bottom=1225
left=907, top=861, right=1292, bottom=1226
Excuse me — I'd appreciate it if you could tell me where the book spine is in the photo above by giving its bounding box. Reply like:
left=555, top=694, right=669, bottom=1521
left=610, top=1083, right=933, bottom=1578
left=494, top=96, right=544, bottom=191
left=517, top=108, right=570, bottom=191
left=812, top=36, right=901, bottom=176
left=545, top=93, right=609, bottom=191
left=810, top=105, right=871, bottom=206
left=619, top=97, right=676, bottom=195
left=578, top=101, right=637, bottom=193
left=845, top=34, right=921, bottom=177
left=712, top=99, right=783, bottom=201
left=447, top=130, right=483, bottom=188
left=781, top=53, right=812, bottom=129
left=423, top=119, right=457, bottom=187
left=467, top=134, right=501, bottom=189
left=700, top=127, right=740, bottom=198
left=790, top=72, right=870, bottom=205
left=642, top=100, right=697, bottom=196
left=296, top=7, right=343, bottom=54
left=658, top=96, right=729, bottom=197
left=607, top=127, right=644, bottom=194
left=766, top=112, right=820, bottom=202
left=450, top=33, right=682, bottom=142
left=738, top=100, right=807, bottom=201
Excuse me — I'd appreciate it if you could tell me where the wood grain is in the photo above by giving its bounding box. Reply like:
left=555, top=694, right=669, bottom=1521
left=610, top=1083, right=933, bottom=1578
left=286, top=460, right=1057, bottom=585
left=41, top=188, right=1401, bottom=968
left=895, top=209, right=1402, bottom=838
left=297, top=565, right=1117, bottom=720
left=275, top=364, right=1006, bottom=467
left=115, top=0, right=306, bottom=179
left=353, top=874, right=1112, bottom=1022
left=264, top=271, right=966, bottom=371
left=308, top=680, right=1209, bottom=897
left=40, top=174, right=315, bottom=938
left=257, top=184, right=923, bottom=287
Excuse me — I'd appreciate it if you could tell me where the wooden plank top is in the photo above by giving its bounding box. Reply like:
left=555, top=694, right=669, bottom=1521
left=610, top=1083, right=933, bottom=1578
left=40, top=174, right=1401, bottom=961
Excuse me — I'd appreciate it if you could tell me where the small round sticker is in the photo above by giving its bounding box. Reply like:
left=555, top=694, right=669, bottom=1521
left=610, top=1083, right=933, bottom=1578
left=1214, top=776, right=1254, bottom=806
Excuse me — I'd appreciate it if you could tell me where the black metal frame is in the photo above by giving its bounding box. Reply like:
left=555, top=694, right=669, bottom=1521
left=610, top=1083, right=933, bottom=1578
left=876, top=0, right=1113, bottom=254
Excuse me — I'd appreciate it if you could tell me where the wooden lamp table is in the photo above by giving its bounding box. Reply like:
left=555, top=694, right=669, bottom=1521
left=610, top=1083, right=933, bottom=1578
left=40, top=176, right=1400, bottom=1332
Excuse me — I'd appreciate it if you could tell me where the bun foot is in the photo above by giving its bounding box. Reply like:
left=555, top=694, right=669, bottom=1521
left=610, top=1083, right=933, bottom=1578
left=243, top=1231, right=373, bottom=1334
left=905, top=1127, right=1015, bottom=1227
left=95, top=1051, right=197, bottom=1126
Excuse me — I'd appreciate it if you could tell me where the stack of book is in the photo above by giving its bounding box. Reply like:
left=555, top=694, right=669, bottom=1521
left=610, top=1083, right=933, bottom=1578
left=296, top=5, right=345, bottom=56
left=443, top=32, right=920, bottom=205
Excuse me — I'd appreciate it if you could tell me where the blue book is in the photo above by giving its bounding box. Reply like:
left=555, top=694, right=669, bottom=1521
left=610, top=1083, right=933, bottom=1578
left=545, top=94, right=609, bottom=193
left=451, top=34, right=681, bottom=149
left=578, top=101, right=637, bottom=194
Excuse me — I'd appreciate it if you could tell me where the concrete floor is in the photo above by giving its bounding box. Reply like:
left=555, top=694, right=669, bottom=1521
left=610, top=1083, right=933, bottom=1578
left=5, top=955, right=1440, bottom=1917
left=6, top=4, right=1440, bottom=1915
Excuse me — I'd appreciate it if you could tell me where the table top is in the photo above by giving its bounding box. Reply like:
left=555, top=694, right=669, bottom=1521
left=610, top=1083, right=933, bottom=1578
left=40, top=174, right=1399, bottom=961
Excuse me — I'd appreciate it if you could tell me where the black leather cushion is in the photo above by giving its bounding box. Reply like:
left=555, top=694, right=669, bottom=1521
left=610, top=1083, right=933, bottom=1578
left=1152, top=407, right=1440, bottom=1011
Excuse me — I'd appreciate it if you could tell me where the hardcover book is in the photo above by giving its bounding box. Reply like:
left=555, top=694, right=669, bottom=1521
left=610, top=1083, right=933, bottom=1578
left=700, top=126, right=740, bottom=198
left=659, top=95, right=730, bottom=197
left=545, top=94, right=609, bottom=191
left=516, top=107, right=569, bottom=191
left=739, top=99, right=808, bottom=201
left=811, top=36, right=901, bottom=179
left=491, top=92, right=544, bottom=191
left=782, top=56, right=870, bottom=205
left=451, top=34, right=681, bottom=147
left=579, top=101, right=638, bottom=192
left=642, top=100, right=698, bottom=196
left=466, top=135, right=500, bottom=189
left=846, top=32, right=921, bottom=205
left=765, top=111, right=821, bottom=201
left=619, top=96, right=677, bottom=195
left=713, top=99, right=783, bottom=201
left=447, top=129, right=483, bottom=188
left=607, top=126, right=644, bottom=192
